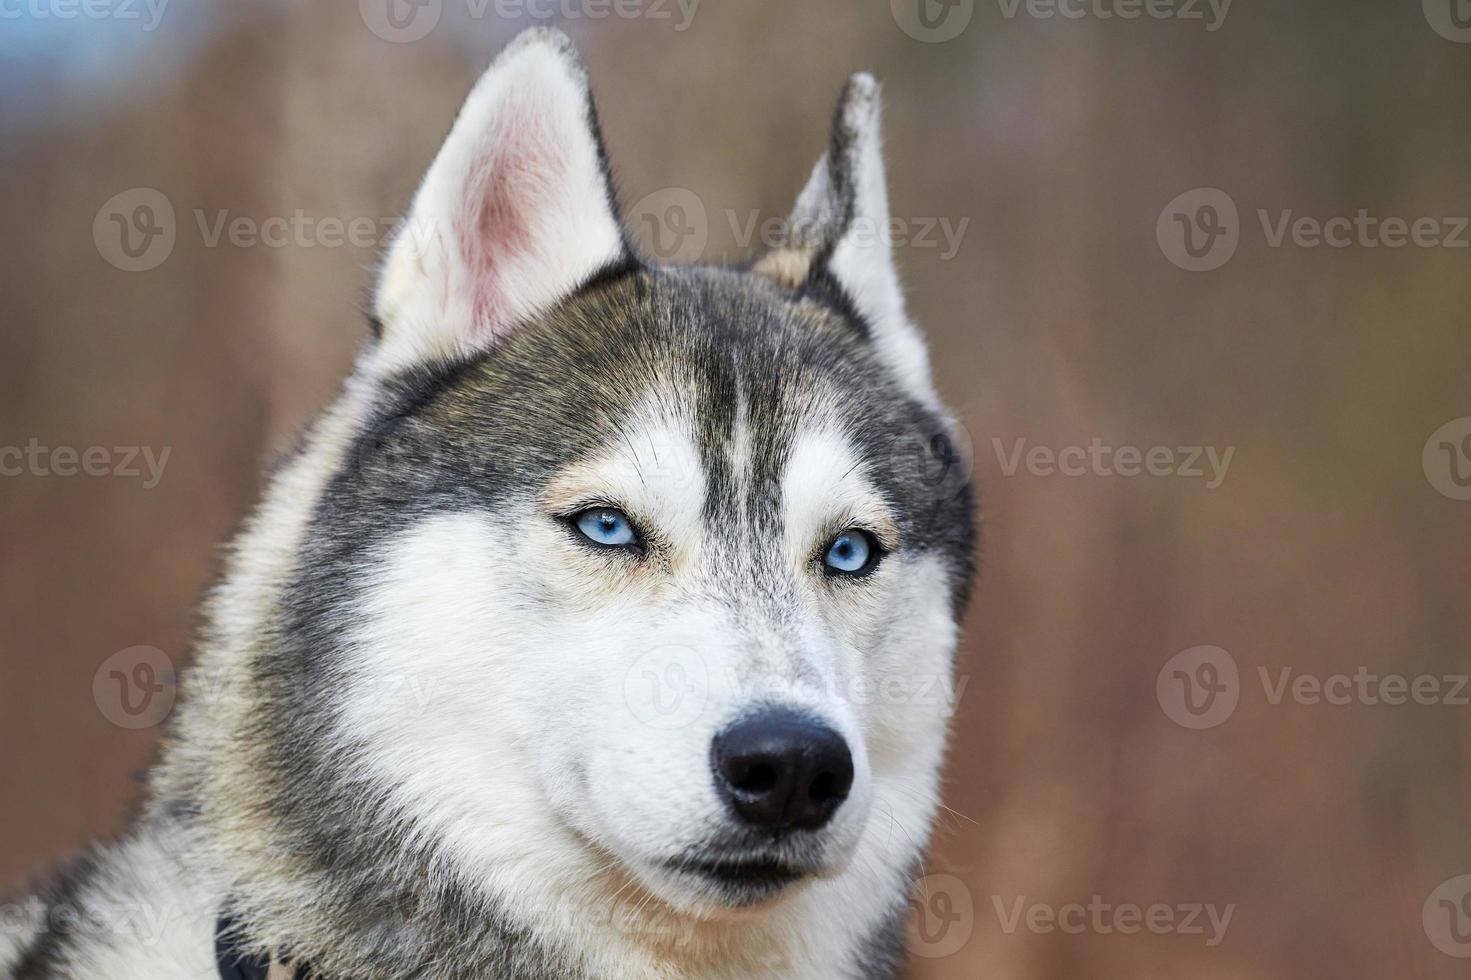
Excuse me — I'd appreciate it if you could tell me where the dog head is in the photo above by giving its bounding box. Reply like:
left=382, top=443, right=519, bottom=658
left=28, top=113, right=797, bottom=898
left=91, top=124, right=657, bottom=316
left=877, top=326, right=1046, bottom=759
left=217, top=28, right=975, bottom=956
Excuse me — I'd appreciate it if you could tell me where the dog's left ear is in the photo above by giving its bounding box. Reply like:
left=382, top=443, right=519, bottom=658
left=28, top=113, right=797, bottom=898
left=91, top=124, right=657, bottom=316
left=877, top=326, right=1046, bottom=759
left=368, top=29, right=629, bottom=374
left=756, top=75, right=939, bottom=408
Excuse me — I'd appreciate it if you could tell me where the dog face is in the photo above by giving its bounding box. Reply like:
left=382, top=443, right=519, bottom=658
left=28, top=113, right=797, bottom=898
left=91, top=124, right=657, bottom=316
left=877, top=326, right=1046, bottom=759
left=257, top=29, right=974, bottom=931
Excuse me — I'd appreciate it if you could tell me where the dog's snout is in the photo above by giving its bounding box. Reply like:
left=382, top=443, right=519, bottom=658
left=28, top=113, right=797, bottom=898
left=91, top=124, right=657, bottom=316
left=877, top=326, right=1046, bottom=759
left=711, top=709, right=854, bottom=833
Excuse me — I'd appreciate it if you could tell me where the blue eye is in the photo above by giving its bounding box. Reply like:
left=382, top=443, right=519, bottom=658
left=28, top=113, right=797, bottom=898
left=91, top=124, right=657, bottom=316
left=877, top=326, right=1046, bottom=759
left=573, top=507, right=638, bottom=548
left=823, top=530, right=880, bottom=576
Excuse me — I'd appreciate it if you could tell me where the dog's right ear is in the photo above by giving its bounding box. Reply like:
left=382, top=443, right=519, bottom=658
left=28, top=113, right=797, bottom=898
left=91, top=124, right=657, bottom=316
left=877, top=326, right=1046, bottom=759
left=367, top=29, right=630, bottom=375
left=754, top=75, right=940, bottom=410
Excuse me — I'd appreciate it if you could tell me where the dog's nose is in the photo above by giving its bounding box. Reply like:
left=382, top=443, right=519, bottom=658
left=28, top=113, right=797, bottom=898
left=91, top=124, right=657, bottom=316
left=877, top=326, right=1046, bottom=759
left=711, top=709, right=854, bottom=832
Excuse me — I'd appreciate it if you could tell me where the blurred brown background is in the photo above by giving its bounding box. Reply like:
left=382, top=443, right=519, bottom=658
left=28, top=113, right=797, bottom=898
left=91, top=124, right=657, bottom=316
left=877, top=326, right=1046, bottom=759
left=2, top=0, right=1469, bottom=977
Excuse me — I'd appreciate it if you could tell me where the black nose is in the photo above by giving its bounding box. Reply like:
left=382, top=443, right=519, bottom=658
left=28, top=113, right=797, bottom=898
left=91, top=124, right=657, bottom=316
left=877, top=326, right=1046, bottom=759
left=711, top=709, right=855, bottom=833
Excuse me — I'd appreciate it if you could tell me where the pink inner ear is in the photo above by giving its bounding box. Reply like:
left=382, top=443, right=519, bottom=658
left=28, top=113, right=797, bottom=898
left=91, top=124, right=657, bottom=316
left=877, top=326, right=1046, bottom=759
left=455, top=100, right=568, bottom=341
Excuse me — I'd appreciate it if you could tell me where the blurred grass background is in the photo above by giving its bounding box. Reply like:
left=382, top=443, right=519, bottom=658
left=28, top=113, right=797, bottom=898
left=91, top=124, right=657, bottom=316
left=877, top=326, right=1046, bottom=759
left=2, top=1, right=1469, bottom=976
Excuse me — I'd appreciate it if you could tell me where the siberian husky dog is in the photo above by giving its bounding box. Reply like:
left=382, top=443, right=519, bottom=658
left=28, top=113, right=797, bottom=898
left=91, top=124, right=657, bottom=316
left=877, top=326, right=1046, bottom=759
left=3, top=28, right=975, bottom=980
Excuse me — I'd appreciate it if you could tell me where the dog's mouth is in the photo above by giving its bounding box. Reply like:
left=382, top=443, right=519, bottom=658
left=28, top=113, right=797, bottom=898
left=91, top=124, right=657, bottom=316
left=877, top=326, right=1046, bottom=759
left=662, top=854, right=813, bottom=905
